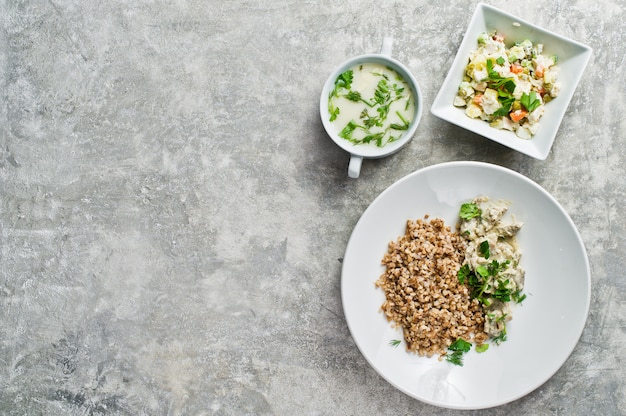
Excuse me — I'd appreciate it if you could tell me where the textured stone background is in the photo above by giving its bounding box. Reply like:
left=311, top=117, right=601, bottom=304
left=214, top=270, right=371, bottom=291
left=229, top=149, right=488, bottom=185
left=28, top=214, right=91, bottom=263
left=1, top=0, right=624, bottom=415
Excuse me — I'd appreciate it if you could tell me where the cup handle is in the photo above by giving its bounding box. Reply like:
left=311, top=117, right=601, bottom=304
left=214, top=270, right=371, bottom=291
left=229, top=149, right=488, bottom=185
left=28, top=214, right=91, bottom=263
left=348, top=155, right=363, bottom=178
left=380, top=37, right=393, bottom=56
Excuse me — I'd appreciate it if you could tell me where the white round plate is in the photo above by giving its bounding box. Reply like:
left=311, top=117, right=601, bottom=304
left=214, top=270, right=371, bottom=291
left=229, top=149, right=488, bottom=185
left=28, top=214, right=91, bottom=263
left=341, top=161, right=590, bottom=409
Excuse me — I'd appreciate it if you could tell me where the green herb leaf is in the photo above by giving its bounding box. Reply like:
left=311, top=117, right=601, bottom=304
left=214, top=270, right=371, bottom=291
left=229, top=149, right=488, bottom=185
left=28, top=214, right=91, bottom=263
left=496, top=56, right=505, bottom=65
left=374, top=79, right=390, bottom=104
left=492, top=329, right=507, bottom=345
left=503, top=79, right=516, bottom=94
left=479, top=240, right=491, bottom=259
left=372, top=71, right=389, bottom=80
left=345, top=91, right=362, bottom=102
left=486, top=59, right=517, bottom=93
left=492, top=97, right=514, bottom=118
left=336, top=70, right=353, bottom=90
left=521, top=91, right=541, bottom=112
left=486, top=59, right=498, bottom=78
left=492, top=106, right=510, bottom=118
left=475, top=343, right=489, bottom=353
left=397, top=111, right=410, bottom=126
left=390, top=111, right=410, bottom=130
left=329, top=102, right=340, bottom=121
left=493, top=279, right=512, bottom=302
left=362, top=132, right=385, bottom=146
left=346, top=91, right=375, bottom=108
left=376, top=103, right=390, bottom=121
left=448, top=338, right=472, bottom=352
left=446, top=338, right=472, bottom=366
left=359, top=110, right=380, bottom=128
left=495, top=312, right=508, bottom=323
left=459, top=203, right=482, bottom=220
left=330, top=70, right=354, bottom=99
left=392, top=84, right=405, bottom=95
left=457, top=264, right=471, bottom=285
left=463, top=258, right=513, bottom=303
left=512, top=290, right=527, bottom=304
left=389, top=123, right=409, bottom=130
left=476, top=265, right=489, bottom=278
left=485, top=259, right=509, bottom=276
left=338, top=120, right=358, bottom=140
left=389, top=339, right=401, bottom=347
left=446, top=351, right=464, bottom=366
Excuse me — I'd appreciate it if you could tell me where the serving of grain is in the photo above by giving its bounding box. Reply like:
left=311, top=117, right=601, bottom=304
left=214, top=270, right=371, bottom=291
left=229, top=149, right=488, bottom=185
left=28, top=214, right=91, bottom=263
left=376, top=216, right=488, bottom=358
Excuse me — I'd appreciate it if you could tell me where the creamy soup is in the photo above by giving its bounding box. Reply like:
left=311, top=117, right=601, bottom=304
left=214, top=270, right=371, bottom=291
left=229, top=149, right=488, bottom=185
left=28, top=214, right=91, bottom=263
left=328, top=63, right=414, bottom=148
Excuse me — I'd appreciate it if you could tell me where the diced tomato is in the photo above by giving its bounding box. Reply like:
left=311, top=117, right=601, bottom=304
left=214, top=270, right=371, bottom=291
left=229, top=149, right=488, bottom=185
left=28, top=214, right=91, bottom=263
left=509, top=109, right=529, bottom=122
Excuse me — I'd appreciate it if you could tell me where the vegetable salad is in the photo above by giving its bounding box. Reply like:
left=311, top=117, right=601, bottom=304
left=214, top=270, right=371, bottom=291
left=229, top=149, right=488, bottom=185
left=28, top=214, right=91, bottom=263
left=454, top=31, right=561, bottom=139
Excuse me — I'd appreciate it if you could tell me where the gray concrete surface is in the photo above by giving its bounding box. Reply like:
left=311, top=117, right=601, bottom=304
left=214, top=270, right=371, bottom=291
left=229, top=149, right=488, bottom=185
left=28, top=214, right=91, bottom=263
left=1, top=0, right=624, bottom=415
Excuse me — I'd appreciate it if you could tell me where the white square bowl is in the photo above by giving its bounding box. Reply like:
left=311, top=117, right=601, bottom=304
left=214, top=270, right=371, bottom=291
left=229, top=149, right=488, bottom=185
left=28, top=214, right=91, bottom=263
left=431, top=3, right=592, bottom=160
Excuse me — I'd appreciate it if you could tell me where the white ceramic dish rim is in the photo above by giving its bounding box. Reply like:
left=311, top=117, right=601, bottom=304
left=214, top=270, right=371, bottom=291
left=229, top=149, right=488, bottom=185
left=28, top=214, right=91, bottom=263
left=430, top=3, right=592, bottom=160
left=320, top=39, right=423, bottom=177
left=341, top=161, right=591, bottom=409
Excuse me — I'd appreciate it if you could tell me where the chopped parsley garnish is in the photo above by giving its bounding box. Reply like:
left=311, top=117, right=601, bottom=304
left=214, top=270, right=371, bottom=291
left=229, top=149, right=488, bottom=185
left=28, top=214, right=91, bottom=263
left=486, top=59, right=516, bottom=92
left=446, top=338, right=472, bottom=366
left=360, top=109, right=381, bottom=128
left=458, top=258, right=514, bottom=307
left=331, top=69, right=353, bottom=96
left=493, top=279, right=512, bottom=302
left=446, top=351, right=464, bottom=366
left=374, top=79, right=390, bottom=104
left=457, top=263, right=470, bottom=285
left=459, top=203, right=481, bottom=220
left=338, top=120, right=358, bottom=140
left=479, top=240, right=491, bottom=259
left=485, top=59, right=517, bottom=117
left=492, top=329, right=507, bottom=345
left=475, top=343, right=489, bottom=353
left=328, top=70, right=355, bottom=120
left=329, top=102, right=340, bottom=121
left=389, top=111, right=411, bottom=130
left=492, top=94, right=515, bottom=118
left=345, top=91, right=361, bottom=102
left=344, top=91, right=374, bottom=108
left=449, top=338, right=472, bottom=352
left=512, top=290, right=527, bottom=304
left=521, top=91, right=541, bottom=112
left=362, top=132, right=385, bottom=147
